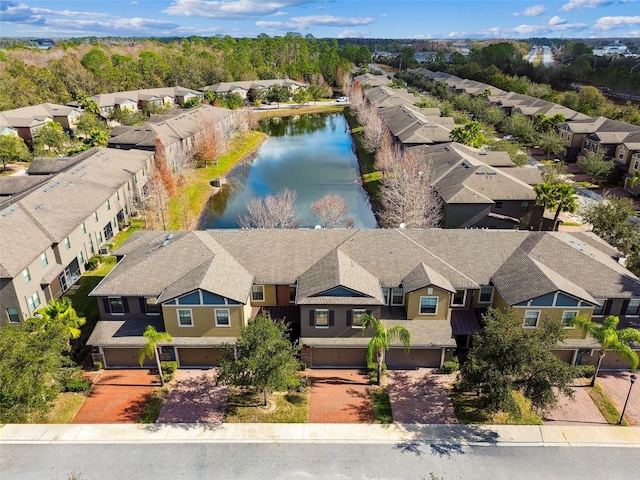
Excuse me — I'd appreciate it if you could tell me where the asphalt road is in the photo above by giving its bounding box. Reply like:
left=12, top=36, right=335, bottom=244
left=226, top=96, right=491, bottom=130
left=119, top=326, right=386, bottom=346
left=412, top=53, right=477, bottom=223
left=2, top=443, right=639, bottom=480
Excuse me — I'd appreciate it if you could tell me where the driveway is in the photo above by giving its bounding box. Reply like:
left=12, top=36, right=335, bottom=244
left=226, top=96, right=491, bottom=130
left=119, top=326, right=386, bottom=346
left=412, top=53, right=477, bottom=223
left=544, top=382, right=607, bottom=426
left=597, top=372, right=640, bottom=425
left=387, top=369, right=458, bottom=424
left=157, top=369, right=228, bottom=423
left=308, top=369, right=373, bottom=423
left=73, top=369, right=157, bottom=423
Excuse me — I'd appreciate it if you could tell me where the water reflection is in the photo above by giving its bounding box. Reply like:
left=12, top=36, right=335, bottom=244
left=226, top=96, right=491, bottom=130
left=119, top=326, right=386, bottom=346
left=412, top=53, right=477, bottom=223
left=198, top=113, right=377, bottom=229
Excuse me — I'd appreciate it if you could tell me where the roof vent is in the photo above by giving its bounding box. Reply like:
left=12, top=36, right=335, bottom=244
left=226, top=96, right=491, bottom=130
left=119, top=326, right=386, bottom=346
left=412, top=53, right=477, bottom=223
left=1, top=205, right=18, bottom=217
left=160, top=233, right=175, bottom=248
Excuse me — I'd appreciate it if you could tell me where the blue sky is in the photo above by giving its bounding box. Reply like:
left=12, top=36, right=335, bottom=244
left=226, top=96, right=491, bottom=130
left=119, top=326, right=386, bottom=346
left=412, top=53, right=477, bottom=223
left=1, top=0, right=639, bottom=39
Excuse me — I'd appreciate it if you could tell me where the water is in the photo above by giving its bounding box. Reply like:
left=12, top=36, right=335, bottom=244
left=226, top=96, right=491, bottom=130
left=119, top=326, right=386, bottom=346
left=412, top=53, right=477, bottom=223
left=198, top=113, right=378, bottom=229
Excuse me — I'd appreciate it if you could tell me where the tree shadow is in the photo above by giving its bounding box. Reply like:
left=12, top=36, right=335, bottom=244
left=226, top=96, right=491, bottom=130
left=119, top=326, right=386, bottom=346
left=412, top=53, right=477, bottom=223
left=393, top=424, right=499, bottom=457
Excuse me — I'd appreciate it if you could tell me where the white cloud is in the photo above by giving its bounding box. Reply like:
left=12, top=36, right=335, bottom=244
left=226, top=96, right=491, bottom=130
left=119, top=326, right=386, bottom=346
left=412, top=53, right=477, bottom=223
left=514, top=5, right=546, bottom=16
left=593, top=15, right=640, bottom=30
left=448, top=20, right=587, bottom=38
left=163, top=0, right=318, bottom=19
left=337, top=29, right=369, bottom=38
left=561, top=0, right=631, bottom=11
left=256, top=15, right=374, bottom=31
left=549, top=16, right=566, bottom=25
left=0, top=0, right=109, bottom=24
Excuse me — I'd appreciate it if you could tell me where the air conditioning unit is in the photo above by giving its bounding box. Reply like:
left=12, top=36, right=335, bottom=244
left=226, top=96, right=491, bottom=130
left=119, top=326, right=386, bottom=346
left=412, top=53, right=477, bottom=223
left=99, top=246, right=110, bottom=255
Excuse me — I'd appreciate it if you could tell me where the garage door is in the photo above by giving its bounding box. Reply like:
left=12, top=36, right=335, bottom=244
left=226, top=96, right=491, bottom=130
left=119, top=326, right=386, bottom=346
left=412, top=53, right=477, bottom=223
left=311, top=348, right=367, bottom=367
left=178, top=347, right=227, bottom=367
left=104, top=348, right=154, bottom=368
left=599, top=350, right=638, bottom=370
left=551, top=349, right=575, bottom=364
left=386, top=348, right=442, bottom=368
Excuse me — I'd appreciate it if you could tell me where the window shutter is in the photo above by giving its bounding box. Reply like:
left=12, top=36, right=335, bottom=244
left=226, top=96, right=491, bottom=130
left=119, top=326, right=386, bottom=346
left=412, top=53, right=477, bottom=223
left=122, top=297, right=129, bottom=313
left=139, top=297, right=146, bottom=313
left=329, top=310, right=334, bottom=327
left=309, top=310, right=315, bottom=326
left=346, top=310, right=352, bottom=326
left=621, top=299, right=629, bottom=316
left=102, top=298, right=110, bottom=313
left=603, top=300, right=612, bottom=315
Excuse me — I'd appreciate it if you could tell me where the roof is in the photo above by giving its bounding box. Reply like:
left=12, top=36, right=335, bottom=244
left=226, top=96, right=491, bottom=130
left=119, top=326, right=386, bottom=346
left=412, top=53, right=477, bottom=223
left=27, top=148, right=98, bottom=175
left=87, top=86, right=203, bottom=109
left=402, top=263, right=455, bottom=293
left=0, top=176, right=47, bottom=197
left=200, top=79, right=308, bottom=93
left=1, top=103, right=81, bottom=126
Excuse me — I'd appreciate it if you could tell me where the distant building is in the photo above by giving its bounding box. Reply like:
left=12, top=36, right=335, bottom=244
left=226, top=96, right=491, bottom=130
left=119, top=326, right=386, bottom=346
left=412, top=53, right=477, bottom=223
left=593, top=41, right=629, bottom=57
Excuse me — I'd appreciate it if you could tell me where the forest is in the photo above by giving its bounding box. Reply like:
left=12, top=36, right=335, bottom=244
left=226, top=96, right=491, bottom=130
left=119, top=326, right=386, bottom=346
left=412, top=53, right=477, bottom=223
left=0, top=34, right=353, bottom=110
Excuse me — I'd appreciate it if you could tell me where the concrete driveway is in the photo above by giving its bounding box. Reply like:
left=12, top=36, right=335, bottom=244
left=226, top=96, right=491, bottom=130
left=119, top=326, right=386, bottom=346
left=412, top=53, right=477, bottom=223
left=597, top=372, right=640, bottom=425
left=157, top=369, right=228, bottom=423
left=308, top=369, right=373, bottom=423
left=387, top=369, right=458, bottom=424
left=73, top=369, right=156, bottom=423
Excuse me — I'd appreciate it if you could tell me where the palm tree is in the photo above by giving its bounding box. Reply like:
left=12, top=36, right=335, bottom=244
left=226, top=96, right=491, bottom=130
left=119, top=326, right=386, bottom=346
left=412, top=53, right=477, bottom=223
left=551, top=183, right=578, bottom=231
left=362, top=314, right=411, bottom=385
left=572, top=315, right=640, bottom=387
left=33, top=297, right=85, bottom=350
left=138, top=325, right=172, bottom=386
left=630, top=170, right=640, bottom=188
left=534, top=183, right=558, bottom=231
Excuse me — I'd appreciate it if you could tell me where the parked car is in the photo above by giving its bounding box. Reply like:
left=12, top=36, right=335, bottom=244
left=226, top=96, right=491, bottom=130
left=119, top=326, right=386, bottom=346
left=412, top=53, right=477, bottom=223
left=336, top=96, right=348, bottom=103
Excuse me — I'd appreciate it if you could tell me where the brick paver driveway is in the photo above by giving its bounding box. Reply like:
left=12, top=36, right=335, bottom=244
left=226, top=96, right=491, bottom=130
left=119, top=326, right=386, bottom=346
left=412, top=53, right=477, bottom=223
left=597, top=372, right=640, bottom=426
left=157, top=369, right=228, bottom=423
left=387, top=369, right=458, bottom=424
left=73, top=369, right=157, bottom=423
left=308, top=369, right=373, bottom=423
left=544, top=382, right=607, bottom=426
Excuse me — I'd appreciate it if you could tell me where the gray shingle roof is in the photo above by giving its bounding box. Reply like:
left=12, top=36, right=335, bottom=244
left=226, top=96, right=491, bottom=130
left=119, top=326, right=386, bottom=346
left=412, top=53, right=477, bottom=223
left=402, top=262, right=456, bottom=294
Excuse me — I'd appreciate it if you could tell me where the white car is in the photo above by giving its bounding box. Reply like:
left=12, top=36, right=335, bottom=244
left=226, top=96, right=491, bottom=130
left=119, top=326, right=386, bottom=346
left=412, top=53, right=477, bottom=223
left=336, top=96, right=348, bottom=102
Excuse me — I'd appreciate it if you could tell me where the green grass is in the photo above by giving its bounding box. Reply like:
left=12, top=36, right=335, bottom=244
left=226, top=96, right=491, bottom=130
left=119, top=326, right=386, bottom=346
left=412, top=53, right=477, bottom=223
left=165, top=131, right=267, bottom=230
left=257, top=104, right=345, bottom=119
left=452, top=390, right=542, bottom=425
left=139, top=387, right=169, bottom=424
left=588, top=384, right=625, bottom=425
left=224, top=388, right=309, bottom=423
left=0, top=161, right=30, bottom=176
left=560, top=221, right=583, bottom=227
left=343, top=109, right=381, bottom=202
left=40, top=392, right=86, bottom=423
left=110, top=218, right=144, bottom=251
left=362, top=171, right=383, bottom=183
left=371, top=388, right=393, bottom=424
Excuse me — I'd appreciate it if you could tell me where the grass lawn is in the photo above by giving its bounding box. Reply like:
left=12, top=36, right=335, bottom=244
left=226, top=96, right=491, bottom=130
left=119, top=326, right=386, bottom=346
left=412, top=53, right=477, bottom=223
left=165, top=130, right=267, bottom=230
left=371, top=387, right=393, bottom=424
left=588, top=384, right=625, bottom=425
left=40, top=392, right=86, bottom=423
left=224, top=388, right=309, bottom=423
left=110, top=218, right=145, bottom=251
left=0, top=161, right=30, bottom=176
left=139, top=387, right=169, bottom=424
left=343, top=109, right=381, bottom=202
left=452, top=390, right=543, bottom=425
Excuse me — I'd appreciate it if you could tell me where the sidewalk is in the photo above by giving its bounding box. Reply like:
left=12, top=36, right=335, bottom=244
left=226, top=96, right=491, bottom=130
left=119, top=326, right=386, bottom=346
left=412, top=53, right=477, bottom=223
left=1, top=423, right=639, bottom=447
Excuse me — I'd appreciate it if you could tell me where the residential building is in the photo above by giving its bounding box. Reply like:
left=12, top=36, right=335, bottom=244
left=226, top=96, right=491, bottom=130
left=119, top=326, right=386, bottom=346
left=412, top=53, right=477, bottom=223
left=377, top=103, right=455, bottom=147
left=87, top=229, right=639, bottom=370
left=0, top=103, right=81, bottom=143
left=200, top=79, right=308, bottom=100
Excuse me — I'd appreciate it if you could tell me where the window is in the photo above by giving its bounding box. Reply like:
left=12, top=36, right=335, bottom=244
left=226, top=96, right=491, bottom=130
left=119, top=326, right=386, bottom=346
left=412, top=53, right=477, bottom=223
left=619, top=150, right=626, bottom=160
left=289, top=285, right=296, bottom=303
left=523, top=310, right=540, bottom=328
left=382, top=288, right=390, bottom=304
left=78, top=250, right=84, bottom=265
left=81, top=222, right=86, bottom=234
left=593, top=299, right=606, bottom=316
left=93, top=212, right=99, bottom=223
left=251, top=285, right=265, bottom=302
left=145, top=297, right=160, bottom=315
left=64, top=237, right=71, bottom=251
left=23, top=268, right=31, bottom=284
left=315, top=309, right=329, bottom=328
left=177, top=309, right=193, bottom=327
left=520, top=201, right=529, bottom=212
left=495, top=201, right=503, bottom=209
left=479, top=286, right=494, bottom=303
left=40, top=252, right=48, bottom=267
left=106, top=199, right=111, bottom=211
left=451, top=289, right=466, bottom=306
left=6, top=308, right=20, bottom=323
left=419, top=296, right=438, bottom=315
left=391, top=288, right=404, bottom=306
left=27, top=292, right=41, bottom=312
left=352, top=309, right=366, bottom=328
left=634, top=159, right=640, bottom=171
left=116, top=190, right=120, bottom=201
left=215, top=309, right=230, bottom=326
left=562, top=310, right=578, bottom=328
left=97, top=231, right=103, bottom=244
left=89, top=239, right=95, bottom=254
left=626, top=299, right=640, bottom=316
left=108, top=297, right=125, bottom=314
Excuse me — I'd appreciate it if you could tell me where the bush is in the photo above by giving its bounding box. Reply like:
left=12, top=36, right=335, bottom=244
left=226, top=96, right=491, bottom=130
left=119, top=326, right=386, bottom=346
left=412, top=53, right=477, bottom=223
left=573, top=363, right=596, bottom=378
left=85, top=255, right=102, bottom=271
left=367, top=361, right=386, bottom=383
left=64, top=378, right=92, bottom=392
left=160, top=361, right=177, bottom=375
left=93, top=361, right=103, bottom=371
left=441, top=356, right=460, bottom=374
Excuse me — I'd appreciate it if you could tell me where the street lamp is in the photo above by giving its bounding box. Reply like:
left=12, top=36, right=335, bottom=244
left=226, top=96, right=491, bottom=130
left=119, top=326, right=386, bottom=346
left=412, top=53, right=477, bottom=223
left=618, top=373, right=637, bottom=425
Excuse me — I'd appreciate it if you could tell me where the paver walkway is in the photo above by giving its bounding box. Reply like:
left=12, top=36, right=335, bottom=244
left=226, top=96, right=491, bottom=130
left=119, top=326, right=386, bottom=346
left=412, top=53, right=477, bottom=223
left=73, top=370, right=156, bottom=423
left=597, top=372, right=640, bottom=426
left=387, top=369, right=458, bottom=424
left=157, top=369, right=228, bottom=423
left=544, top=382, right=608, bottom=426
left=308, top=369, right=373, bottom=423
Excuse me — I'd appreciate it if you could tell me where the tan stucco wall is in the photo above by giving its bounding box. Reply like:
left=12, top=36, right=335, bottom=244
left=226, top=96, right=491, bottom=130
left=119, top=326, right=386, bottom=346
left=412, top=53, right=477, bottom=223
left=406, top=287, right=450, bottom=320
left=163, top=305, right=243, bottom=337
left=250, top=284, right=277, bottom=306
left=513, top=306, right=592, bottom=338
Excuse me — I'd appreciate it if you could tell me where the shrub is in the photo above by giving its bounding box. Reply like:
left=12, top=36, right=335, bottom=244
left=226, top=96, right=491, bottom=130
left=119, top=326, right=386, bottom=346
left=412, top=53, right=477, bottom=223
left=367, top=361, right=386, bottom=384
left=573, top=363, right=596, bottom=378
left=160, top=361, right=177, bottom=375
left=85, top=255, right=102, bottom=271
left=93, top=361, right=103, bottom=371
left=441, top=356, right=460, bottom=374
left=64, top=378, right=92, bottom=392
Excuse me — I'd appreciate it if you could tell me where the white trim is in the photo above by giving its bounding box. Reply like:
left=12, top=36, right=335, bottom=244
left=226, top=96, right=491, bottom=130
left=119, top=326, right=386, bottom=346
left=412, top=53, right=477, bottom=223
left=351, top=308, right=366, bottom=329
left=108, top=296, right=125, bottom=315
left=478, top=285, right=494, bottom=304
left=592, top=299, right=606, bottom=317
left=419, top=296, right=438, bottom=315
left=561, top=310, right=579, bottom=329
left=251, top=285, right=265, bottom=303
left=626, top=299, right=640, bottom=317
left=451, top=289, right=467, bottom=307
left=214, top=308, right=231, bottom=327
left=314, top=308, right=329, bottom=328
left=523, top=310, right=540, bottom=328
left=391, top=287, right=404, bottom=306
left=177, top=308, right=194, bottom=327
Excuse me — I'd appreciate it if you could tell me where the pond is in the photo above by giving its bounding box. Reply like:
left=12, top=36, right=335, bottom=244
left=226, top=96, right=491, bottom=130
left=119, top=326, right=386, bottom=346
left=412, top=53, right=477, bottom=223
left=198, top=113, right=378, bottom=229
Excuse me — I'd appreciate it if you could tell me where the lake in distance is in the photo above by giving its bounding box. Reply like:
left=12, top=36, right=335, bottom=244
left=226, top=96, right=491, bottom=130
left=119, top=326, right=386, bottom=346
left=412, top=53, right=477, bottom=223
left=198, top=112, right=378, bottom=229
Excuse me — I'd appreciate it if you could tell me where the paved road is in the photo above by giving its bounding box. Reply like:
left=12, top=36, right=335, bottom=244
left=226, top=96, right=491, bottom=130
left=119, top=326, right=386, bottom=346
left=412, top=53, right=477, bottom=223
left=2, top=443, right=638, bottom=479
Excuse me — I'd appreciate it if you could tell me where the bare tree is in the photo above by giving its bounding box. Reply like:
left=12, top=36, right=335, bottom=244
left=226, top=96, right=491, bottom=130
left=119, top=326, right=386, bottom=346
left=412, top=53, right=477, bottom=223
left=360, top=103, right=385, bottom=153
left=311, top=195, right=354, bottom=228
left=239, top=188, right=301, bottom=229
left=374, top=130, right=397, bottom=173
left=146, top=169, right=169, bottom=231
left=379, top=153, right=443, bottom=228
left=237, top=106, right=259, bottom=132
